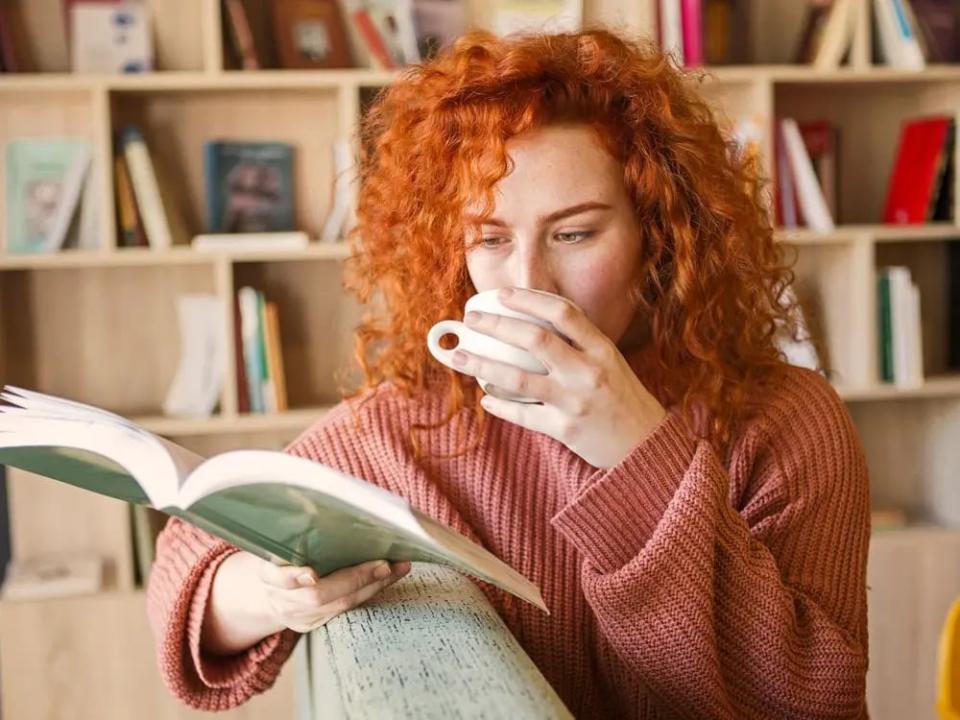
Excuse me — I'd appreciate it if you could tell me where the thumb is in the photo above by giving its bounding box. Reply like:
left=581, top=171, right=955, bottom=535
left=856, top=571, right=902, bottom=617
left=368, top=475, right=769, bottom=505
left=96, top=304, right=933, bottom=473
left=258, top=561, right=318, bottom=590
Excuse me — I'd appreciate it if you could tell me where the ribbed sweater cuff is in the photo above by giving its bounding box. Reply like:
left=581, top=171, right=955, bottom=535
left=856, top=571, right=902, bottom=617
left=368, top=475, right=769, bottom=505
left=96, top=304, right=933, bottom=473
left=186, top=548, right=300, bottom=694
left=551, top=411, right=698, bottom=573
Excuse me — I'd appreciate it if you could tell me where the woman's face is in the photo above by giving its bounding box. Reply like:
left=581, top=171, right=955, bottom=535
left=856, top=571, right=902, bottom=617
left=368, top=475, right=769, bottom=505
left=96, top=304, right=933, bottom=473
left=464, top=124, right=644, bottom=348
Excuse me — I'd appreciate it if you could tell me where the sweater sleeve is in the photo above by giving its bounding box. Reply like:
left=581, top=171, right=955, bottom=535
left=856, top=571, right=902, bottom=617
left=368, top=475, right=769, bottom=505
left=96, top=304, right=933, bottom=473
left=146, top=516, right=300, bottom=711
left=549, top=373, right=870, bottom=720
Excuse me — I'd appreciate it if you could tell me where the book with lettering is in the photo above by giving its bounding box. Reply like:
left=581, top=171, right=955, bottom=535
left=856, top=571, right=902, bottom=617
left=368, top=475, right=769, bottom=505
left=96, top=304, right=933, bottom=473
left=0, top=386, right=546, bottom=612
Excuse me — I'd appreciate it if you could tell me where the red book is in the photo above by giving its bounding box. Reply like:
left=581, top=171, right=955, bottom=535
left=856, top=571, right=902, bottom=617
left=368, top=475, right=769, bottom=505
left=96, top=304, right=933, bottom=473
left=224, top=0, right=260, bottom=70
left=883, top=116, right=952, bottom=224
left=680, top=0, right=703, bottom=65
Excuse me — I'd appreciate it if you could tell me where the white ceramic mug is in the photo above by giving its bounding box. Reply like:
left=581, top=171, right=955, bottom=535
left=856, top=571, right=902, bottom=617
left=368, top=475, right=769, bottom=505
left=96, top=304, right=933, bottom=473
left=426, top=289, right=560, bottom=403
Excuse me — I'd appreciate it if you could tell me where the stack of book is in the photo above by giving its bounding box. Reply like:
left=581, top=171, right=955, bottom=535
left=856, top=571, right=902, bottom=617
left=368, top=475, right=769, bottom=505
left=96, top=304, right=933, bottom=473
left=877, top=266, right=924, bottom=388
left=235, top=286, right=289, bottom=414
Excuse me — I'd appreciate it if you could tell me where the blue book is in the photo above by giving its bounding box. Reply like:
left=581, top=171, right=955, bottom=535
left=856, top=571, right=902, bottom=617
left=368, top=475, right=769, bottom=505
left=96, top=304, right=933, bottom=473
left=203, top=141, right=295, bottom=234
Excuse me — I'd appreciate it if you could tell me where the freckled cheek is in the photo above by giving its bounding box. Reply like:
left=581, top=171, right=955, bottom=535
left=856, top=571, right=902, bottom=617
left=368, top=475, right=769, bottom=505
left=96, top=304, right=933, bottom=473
left=562, top=260, right=637, bottom=337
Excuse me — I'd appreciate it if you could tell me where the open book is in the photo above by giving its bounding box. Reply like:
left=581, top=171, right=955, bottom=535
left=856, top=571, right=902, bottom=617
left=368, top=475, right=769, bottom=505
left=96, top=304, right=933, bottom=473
left=0, top=386, right=546, bottom=612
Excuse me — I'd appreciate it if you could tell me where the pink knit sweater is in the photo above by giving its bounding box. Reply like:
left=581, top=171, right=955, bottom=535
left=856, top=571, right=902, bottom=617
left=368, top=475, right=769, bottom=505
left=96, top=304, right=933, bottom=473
left=147, top=364, right=870, bottom=718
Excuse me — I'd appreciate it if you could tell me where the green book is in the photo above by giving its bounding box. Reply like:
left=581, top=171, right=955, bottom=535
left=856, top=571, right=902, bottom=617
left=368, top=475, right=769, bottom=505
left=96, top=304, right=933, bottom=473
left=0, top=385, right=545, bottom=612
left=878, top=270, right=894, bottom=383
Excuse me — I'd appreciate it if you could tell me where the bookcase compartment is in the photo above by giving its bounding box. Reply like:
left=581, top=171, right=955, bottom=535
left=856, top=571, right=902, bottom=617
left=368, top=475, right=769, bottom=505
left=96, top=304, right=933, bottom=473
left=232, top=258, right=361, bottom=410
left=0, top=263, right=217, bottom=418
left=775, top=80, right=959, bottom=225
left=111, top=88, right=344, bottom=241
left=875, top=238, right=958, bottom=379
left=788, top=239, right=874, bottom=390
left=10, top=0, right=209, bottom=73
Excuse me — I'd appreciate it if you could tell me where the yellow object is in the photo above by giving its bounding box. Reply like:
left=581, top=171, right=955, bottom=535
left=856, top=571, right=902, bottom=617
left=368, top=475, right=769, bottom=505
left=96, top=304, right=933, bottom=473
left=938, top=598, right=960, bottom=718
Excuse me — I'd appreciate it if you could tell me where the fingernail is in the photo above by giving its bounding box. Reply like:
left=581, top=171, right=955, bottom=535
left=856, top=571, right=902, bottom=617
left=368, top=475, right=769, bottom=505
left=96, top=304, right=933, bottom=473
left=464, top=311, right=481, bottom=325
left=452, top=350, right=467, bottom=366
left=394, top=561, right=411, bottom=576
left=375, top=562, right=391, bottom=579
left=498, top=287, right=514, bottom=299
left=297, top=572, right=317, bottom=586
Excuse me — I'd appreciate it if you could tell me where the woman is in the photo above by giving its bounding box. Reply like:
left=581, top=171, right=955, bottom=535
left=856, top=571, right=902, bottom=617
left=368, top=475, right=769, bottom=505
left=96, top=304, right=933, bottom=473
left=147, top=28, right=870, bottom=719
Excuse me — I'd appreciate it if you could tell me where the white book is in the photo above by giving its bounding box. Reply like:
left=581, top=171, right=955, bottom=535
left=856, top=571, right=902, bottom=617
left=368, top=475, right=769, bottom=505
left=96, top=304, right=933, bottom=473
left=659, top=0, right=684, bottom=65
left=906, top=279, right=924, bottom=386
left=321, top=142, right=358, bottom=243
left=886, top=266, right=923, bottom=388
left=121, top=128, right=173, bottom=250
left=70, top=2, right=154, bottom=74
left=0, top=386, right=545, bottom=612
left=873, top=0, right=925, bottom=70
left=162, top=294, right=226, bottom=418
left=777, top=124, right=798, bottom=228
left=813, top=0, right=857, bottom=70
left=191, top=232, right=310, bottom=252
left=781, top=118, right=835, bottom=232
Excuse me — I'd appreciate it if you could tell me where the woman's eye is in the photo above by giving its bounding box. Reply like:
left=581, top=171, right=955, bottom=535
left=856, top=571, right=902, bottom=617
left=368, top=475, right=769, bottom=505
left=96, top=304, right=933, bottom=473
left=554, top=230, right=593, bottom=244
left=480, top=236, right=508, bottom=248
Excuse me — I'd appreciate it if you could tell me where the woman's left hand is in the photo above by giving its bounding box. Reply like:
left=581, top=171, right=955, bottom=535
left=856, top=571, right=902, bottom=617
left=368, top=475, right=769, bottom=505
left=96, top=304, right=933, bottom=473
left=452, top=287, right=667, bottom=469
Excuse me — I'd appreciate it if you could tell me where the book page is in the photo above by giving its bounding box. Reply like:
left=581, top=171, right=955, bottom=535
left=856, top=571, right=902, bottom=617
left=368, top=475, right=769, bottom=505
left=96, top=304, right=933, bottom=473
left=304, top=563, right=571, bottom=719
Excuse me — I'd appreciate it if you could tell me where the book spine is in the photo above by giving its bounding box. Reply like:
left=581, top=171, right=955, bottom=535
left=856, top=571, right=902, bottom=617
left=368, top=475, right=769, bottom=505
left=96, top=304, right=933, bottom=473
left=238, top=286, right=265, bottom=413
left=264, top=302, right=288, bottom=412
left=121, top=127, right=173, bottom=250
left=878, top=269, right=894, bottom=382
left=776, top=121, right=798, bottom=228
left=659, top=0, right=684, bottom=65
left=223, top=0, right=260, bottom=70
left=233, top=294, right=250, bottom=414
left=44, top=144, right=91, bottom=252
left=203, top=141, right=221, bottom=233
left=257, top=290, right=277, bottom=413
left=680, top=0, right=703, bottom=66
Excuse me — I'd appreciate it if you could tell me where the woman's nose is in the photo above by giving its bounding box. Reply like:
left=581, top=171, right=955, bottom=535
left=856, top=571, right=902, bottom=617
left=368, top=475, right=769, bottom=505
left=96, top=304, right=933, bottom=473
left=510, top=250, right=559, bottom=295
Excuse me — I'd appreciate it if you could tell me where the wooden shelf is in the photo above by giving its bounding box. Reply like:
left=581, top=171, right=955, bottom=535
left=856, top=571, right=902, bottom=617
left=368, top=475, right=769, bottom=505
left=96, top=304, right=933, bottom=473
left=134, top=406, right=333, bottom=437
left=776, top=223, right=960, bottom=245
left=838, top=376, right=960, bottom=402
left=0, top=243, right=351, bottom=270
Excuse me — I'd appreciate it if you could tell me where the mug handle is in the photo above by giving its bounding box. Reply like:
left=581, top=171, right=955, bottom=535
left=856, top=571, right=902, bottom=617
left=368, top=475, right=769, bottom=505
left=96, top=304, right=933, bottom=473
left=427, top=320, right=466, bottom=367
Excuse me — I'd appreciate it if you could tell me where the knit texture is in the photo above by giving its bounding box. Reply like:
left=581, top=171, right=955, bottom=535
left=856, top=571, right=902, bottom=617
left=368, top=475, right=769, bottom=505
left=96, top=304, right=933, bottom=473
left=146, top=364, right=870, bottom=719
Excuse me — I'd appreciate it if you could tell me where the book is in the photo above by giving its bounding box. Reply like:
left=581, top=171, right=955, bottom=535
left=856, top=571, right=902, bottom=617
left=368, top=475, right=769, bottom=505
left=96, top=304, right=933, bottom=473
left=69, top=1, right=154, bottom=73
left=321, top=141, right=358, bottom=243
left=809, top=0, right=858, bottom=69
left=223, top=0, right=261, bottom=70
left=238, top=286, right=267, bottom=413
left=680, top=0, right=703, bottom=66
left=264, top=302, right=289, bottom=412
left=272, top=0, right=352, bottom=69
left=883, top=115, right=953, bottom=224
left=0, top=386, right=546, bottom=612
left=874, top=0, right=926, bottom=69
left=2, top=552, right=103, bottom=601
left=162, top=294, right=226, bottom=419
left=349, top=7, right=398, bottom=69
left=658, top=0, right=684, bottom=65
left=113, top=150, right=148, bottom=247
left=882, top=265, right=924, bottom=388
left=204, top=141, right=295, bottom=234
left=877, top=270, right=894, bottom=382
left=798, top=120, right=840, bottom=220
left=910, top=0, right=959, bottom=62
left=120, top=126, right=186, bottom=250
left=5, top=138, right=91, bottom=254
left=780, top=118, right=835, bottom=231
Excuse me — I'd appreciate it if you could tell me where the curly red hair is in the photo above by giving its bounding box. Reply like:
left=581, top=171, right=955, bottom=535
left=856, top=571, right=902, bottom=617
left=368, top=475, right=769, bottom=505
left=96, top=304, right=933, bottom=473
left=340, top=28, right=797, bottom=457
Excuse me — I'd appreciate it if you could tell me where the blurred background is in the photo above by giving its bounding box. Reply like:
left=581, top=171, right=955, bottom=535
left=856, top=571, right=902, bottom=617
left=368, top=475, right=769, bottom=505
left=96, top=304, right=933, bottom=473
left=0, top=0, right=957, bottom=717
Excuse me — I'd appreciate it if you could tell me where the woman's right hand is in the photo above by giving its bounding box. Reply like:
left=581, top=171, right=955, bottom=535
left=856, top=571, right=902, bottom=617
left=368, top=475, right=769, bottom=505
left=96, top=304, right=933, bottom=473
left=257, top=556, right=412, bottom=634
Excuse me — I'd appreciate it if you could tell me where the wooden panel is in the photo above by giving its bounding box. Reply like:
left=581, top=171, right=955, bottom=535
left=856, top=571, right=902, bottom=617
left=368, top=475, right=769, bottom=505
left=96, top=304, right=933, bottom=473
left=111, top=89, right=342, bottom=239
left=145, top=0, right=207, bottom=72
left=867, top=527, right=960, bottom=720
left=232, top=259, right=361, bottom=407
left=7, top=468, right=134, bottom=591
left=4, top=263, right=217, bottom=416
left=0, top=590, right=296, bottom=720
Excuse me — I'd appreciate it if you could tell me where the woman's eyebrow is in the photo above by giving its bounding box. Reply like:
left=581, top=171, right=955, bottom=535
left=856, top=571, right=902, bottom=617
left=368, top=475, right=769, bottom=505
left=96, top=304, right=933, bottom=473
left=469, top=201, right=613, bottom=227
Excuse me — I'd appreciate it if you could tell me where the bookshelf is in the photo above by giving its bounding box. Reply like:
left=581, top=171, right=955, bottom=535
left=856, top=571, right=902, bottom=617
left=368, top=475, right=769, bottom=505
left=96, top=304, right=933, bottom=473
left=0, top=0, right=957, bottom=718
